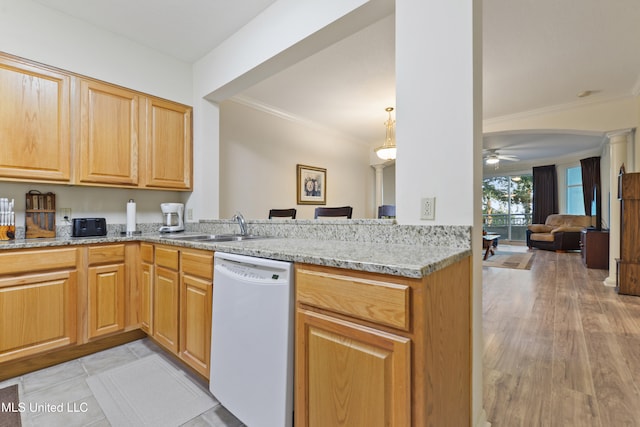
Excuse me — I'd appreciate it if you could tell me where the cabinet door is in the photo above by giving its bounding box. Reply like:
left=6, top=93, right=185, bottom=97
left=140, top=262, right=154, bottom=335
left=87, top=263, right=126, bottom=339
left=143, top=97, right=192, bottom=190
left=78, top=79, right=139, bottom=185
left=295, top=309, right=411, bottom=427
left=0, top=56, right=71, bottom=182
left=0, top=271, right=77, bottom=363
left=154, top=266, right=179, bottom=353
left=179, top=274, right=212, bottom=378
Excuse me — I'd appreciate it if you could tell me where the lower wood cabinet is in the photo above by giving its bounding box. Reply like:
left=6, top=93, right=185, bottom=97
left=180, top=276, right=212, bottom=377
left=87, top=244, right=127, bottom=339
left=153, top=249, right=180, bottom=353
left=139, top=243, right=154, bottom=335
left=179, top=249, right=213, bottom=378
left=296, top=309, right=410, bottom=426
left=295, top=259, right=471, bottom=426
left=0, top=248, right=78, bottom=363
left=148, top=244, right=213, bottom=378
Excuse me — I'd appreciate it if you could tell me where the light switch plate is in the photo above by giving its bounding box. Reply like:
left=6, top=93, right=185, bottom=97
left=421, top=197, right=435, bottom=220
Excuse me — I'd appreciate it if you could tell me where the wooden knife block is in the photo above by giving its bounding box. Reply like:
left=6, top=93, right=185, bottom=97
left=25, top=191, right=56, bottom=238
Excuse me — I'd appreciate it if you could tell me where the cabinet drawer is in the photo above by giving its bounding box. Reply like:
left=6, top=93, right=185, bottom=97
left=87, top=244, right=125, bottom=265
left=141, top=243, right=154, bottom=263
left=181, top=249, right=213, bottom=280
left=0, top=248, right=77, bottom=276
left=156, top=246, right=179, bottom=270
left=296, top=266, right=410, bottom=331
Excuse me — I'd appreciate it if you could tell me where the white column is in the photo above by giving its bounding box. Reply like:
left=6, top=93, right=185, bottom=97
left=605, top=130, right=631, bottom=286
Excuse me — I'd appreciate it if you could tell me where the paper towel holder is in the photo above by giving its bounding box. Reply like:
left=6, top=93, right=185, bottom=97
left=122, top=198, right=142, bottom=236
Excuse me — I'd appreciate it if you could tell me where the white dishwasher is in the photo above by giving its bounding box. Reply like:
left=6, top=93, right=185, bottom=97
left=209, top=252, right=294, bottom=427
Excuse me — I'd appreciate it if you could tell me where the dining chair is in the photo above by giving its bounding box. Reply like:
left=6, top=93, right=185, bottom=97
left=268, top=208, right=297, bottom=219
left=377, top=205, right=396, bottom=218
left=314, top=206, right=353, bottom=219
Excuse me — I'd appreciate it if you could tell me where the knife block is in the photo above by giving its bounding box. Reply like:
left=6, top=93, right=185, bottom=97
left=25, top=190, right=56, bottom=238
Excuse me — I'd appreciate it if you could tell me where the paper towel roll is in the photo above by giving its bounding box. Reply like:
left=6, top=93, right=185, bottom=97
left=126, top=199, right=136, bottom=233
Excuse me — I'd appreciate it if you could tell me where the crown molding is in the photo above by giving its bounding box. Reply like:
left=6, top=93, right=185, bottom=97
left=229, top=94, right=370, bottom=147
left=483, top=94, right=636, bottom=128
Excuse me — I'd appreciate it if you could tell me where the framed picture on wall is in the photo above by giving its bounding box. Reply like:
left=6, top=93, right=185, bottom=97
left=297, top=164, right=326, bottom=205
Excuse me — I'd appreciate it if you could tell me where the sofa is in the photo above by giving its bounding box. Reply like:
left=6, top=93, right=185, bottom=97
left=526, top=214, right=593, bottom=251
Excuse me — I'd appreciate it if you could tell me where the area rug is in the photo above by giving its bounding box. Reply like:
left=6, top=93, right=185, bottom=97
left=87, top=354, right=216, bottom=427
left=0, top=384, right=22, bottom=427
left=483, top=249, right=535, bottom=270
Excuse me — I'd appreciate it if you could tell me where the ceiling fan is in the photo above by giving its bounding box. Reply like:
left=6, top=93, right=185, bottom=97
left=483, top=149, right=519, bottom=166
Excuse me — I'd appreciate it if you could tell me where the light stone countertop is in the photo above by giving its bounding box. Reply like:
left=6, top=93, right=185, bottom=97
left=0, top=232, right=470, bottom=278
left=151, top=235, right=471, bottom=278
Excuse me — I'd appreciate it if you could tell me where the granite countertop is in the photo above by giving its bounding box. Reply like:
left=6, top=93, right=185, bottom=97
left=0, top=232, right=471, bottom=279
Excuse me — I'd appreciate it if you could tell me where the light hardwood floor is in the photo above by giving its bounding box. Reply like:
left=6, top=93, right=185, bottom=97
left=483, top=248, right=640, bottom=426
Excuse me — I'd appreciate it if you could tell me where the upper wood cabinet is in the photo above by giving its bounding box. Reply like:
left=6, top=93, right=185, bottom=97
left=77, top=81, right=193, bottom=190
left=144, top=97, right=192, bottom=190
left=0, top=55, right=71, bottom=182
left=0, top=52, right=192, bottom=191
left=77, top=79, right=140, bottom=186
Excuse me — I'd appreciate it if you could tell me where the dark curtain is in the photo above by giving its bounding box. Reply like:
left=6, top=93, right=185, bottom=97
left=532, top=165, right=558, bottom=224
left=580, top=156, right=601, bottom=226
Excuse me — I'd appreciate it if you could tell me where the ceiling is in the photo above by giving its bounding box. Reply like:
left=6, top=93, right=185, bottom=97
left=34, top=0, right=640, bottom=167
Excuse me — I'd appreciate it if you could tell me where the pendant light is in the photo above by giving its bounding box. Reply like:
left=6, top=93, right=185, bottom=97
left=374, top=107, right=396, bottom=160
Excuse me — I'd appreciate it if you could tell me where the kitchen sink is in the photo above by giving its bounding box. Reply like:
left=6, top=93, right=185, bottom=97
left=162, top=233, right=269, bottom=242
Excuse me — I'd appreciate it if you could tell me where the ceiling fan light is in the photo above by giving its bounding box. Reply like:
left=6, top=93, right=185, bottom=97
left=375, top=107, right=396, bottom=160
left=485, top=156, right=499, bottom=165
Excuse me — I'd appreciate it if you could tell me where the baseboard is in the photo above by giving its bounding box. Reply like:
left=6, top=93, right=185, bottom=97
left=0, top=329, right=146, bottom=381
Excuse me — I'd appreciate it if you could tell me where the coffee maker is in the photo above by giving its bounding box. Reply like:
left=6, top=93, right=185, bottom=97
left=159, top=203, right=185, bottom=233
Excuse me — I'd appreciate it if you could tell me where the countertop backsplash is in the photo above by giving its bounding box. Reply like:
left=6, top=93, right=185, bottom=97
left=11, top=219, right=472, bottom=250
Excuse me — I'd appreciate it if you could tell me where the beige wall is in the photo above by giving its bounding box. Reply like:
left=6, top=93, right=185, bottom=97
left=219, top=100, right=374, bottom=219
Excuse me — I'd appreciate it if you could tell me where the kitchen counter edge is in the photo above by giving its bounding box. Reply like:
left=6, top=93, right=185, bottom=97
left=0, top=234, right=471, bottom=279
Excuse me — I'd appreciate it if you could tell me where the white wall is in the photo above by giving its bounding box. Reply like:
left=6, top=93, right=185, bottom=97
left=0, top=0, right=193, bottom=226
left=0, top=182, right=180, bottom=227
left=190, top=0, right=392, bottom=221
left=395, top=1, right=483, bottom=425
left=395, top=1, right=479, bottom=226
left=219, top=100, right=373, bottom=219
left=0, top=0, right=192, bottom=104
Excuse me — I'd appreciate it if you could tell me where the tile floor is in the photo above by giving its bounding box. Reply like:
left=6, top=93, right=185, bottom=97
left=0, top=338, right=244, bottom=427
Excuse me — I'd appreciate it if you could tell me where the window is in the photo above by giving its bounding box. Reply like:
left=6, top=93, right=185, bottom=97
left=482, top=175, right=533, bottom=241
left=566, top=166, right=585, bottom=215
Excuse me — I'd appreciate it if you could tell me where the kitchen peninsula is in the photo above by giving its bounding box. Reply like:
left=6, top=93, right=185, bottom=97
left=0, top=220, right=472, bottom=426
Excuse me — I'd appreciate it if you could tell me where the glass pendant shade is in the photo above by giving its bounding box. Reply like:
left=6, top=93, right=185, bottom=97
left=375, top=107, right=396, bottom=160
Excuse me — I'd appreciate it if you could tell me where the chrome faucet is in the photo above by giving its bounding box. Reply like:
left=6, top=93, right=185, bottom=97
left=233, top=212, right=248, bottom=236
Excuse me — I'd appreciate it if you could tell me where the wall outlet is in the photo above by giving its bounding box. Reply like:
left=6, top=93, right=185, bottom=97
left=59, top=208, right=72, bottom=222
left=421, top=197, right=435, bottom=220
left=186, top=208, right=193, bottom=221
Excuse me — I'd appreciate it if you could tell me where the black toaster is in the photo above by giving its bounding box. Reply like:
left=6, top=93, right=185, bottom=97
left=72, top=218, right=107, bottom=237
